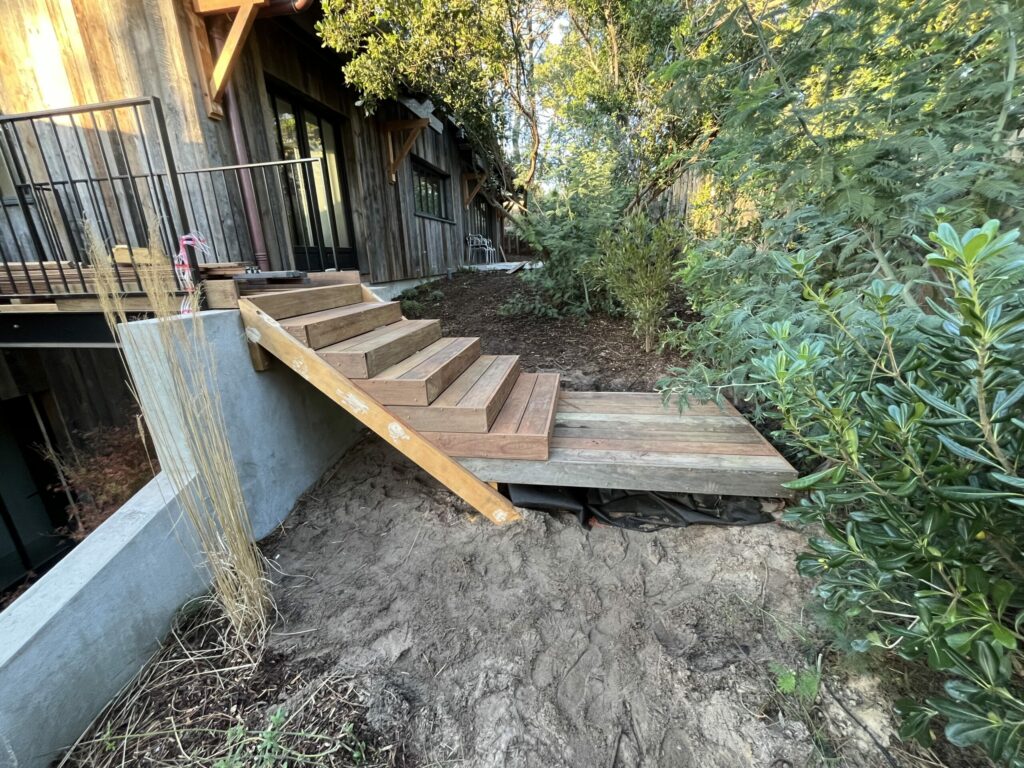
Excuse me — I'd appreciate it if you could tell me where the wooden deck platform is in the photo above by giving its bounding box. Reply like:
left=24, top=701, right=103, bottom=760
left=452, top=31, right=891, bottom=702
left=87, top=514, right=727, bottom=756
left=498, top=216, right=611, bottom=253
left=239, top=282, right=800, bottom=523
left=459, top=392, right=797, bottom=497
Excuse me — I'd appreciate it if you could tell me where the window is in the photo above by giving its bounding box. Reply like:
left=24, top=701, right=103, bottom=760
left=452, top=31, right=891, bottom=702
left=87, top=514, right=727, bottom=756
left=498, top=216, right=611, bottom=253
left=412, top=161, right=450, bottom=220
left=267, top=84, right=358, bottom=272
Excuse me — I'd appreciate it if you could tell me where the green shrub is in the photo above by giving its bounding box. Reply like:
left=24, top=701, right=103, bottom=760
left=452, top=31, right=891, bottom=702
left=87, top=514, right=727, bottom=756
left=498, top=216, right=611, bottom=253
left=593, top=213, right=681, bottom=352
left=737, top=221, right=1024, bottom=764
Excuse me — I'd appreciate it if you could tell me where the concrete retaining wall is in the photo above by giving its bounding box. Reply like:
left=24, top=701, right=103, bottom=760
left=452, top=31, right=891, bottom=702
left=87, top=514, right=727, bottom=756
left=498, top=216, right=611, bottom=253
left=0, top=310, right=363, bottom=768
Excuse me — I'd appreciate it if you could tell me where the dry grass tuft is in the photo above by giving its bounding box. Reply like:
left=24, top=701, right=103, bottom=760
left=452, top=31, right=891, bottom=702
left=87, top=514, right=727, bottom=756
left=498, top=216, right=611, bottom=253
left=58, top=603, right=402, bottom=767
left=87, top=224, right=270, bottom=649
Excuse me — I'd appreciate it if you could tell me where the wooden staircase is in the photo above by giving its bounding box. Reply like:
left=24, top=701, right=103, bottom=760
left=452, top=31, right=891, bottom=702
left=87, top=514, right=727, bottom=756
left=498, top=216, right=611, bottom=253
left=238, top=280, right=797, bottom=526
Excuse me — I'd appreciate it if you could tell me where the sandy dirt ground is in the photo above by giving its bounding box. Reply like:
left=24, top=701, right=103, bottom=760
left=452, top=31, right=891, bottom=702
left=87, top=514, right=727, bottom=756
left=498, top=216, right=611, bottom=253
left=266, top=437, right=901, bottom=767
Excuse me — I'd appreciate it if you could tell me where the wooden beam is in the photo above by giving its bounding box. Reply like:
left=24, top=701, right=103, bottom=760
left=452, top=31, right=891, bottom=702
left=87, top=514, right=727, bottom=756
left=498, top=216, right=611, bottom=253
left=185, top=6, right=224, bottom=119
left=192, top=0, right=256, bottom=14
left=462, top=172, right=486, bottom=208
left=238, top=298, right=520, bottom=524
left=209, top=0, right=263, bottom=104
left=379, top=118, right=429, bottom=183
left=378, top=119, right=432, bottom=133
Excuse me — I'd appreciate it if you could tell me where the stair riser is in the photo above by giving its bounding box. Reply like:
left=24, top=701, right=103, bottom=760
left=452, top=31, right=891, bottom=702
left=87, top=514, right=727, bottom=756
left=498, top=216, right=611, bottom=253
left=324, top=321, right=442, bottom=378
left=292, top=302, right=403, bottom=349
left=391, top=358, right=520, bottom=433
left=422, top=433, right=549, bottom=460
left=358, top=338, right=481, bottom=406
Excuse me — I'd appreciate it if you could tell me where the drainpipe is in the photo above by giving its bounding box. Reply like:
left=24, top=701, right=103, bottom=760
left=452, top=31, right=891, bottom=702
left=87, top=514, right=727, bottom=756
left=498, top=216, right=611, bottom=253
left=258, top=0, right=316, bottom=17
left=209, top=16, right=271, bottom=271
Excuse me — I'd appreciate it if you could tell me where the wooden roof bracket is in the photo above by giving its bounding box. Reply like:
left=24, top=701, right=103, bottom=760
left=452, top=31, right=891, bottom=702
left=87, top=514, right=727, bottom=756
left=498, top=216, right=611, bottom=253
left=462, top=172, right=487, bottom=208
left=209, top=0, right=264, bottom=104
left=379, top=118, right=429, bottom=184
left=186, top=0, right=266, bottom=117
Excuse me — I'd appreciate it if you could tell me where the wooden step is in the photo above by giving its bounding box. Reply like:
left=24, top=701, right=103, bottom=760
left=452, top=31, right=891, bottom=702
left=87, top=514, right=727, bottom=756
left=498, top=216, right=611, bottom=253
left=390, top=355, right=520, bottom=432
left=245, top=283, right=362, bottom=319
left=421, top=373, right=560, bottom=460
left=281, top=300, right=402, bottom=349
left=320, top=319, right=442, bottom=378
left=353, top=337, right=481, bottom=405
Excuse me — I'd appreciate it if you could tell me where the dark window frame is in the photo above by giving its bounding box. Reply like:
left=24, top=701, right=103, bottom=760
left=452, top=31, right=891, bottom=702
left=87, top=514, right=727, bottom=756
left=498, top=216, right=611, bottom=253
left=411, top=158, right=453, bottom=223
left=265, top=77, right=359, bottom=270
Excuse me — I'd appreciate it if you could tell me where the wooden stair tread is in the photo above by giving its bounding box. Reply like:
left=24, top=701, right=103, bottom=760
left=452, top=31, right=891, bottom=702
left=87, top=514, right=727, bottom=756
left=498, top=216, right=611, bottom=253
left=320, top=319, right=442, bottom=378
left=245, top=283, right=362, bottom=319
left=457, top=391, right=797, bottom=496
left=353, top=337, right=481, bottom=406
left=281, top=301, right=402, bottom=349
left=390, top=355, right=520, bottom=432
left=420, top=373, right=560, bottom=460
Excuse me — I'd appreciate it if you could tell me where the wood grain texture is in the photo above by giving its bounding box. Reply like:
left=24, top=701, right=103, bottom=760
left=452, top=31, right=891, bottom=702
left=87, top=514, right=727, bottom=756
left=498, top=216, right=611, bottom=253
left=457, top=391, right=797, bottom=497
left=203, top=280, right=241, bottom=309
left=391, top=355, right=520, bottom=433
left=239, top=298, right=519, bottom=524
left=304, top=271, right=363, bottom=285
left=355, top=336, right=480, bottom=406
left=420, top=373, right=561, bottom=460
left=280, top=301, right=402, bottom=349
left=247, top=284, right=362, bottom=320
left=320, top=319, right=442, bottom=378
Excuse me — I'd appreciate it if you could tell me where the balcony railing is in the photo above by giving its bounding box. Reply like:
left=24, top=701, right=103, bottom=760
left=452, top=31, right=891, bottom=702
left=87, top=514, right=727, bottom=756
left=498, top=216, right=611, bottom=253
left=0, top=97, right=344, bottom=299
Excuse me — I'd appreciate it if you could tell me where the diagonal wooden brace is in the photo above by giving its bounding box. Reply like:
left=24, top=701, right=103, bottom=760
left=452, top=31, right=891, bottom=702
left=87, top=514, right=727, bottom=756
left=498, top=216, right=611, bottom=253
left=207, top=0, right=265, bottom=104
left=238, top=298, right=521, bottom=525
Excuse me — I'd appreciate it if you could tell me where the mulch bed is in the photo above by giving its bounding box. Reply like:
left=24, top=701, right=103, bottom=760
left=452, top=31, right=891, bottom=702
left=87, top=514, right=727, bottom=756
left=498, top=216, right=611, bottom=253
left=59, top=601, right=401, bottom=767
left=400, top=270, right=688, bottom=392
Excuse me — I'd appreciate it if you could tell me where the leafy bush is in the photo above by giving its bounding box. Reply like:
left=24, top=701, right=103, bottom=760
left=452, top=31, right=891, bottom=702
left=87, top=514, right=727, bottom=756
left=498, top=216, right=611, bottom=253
left=730, top=221, right=1024, bottom=764
left=593, top=214, right=681, bottom=352
left=506, top=190, right=619, bottom=317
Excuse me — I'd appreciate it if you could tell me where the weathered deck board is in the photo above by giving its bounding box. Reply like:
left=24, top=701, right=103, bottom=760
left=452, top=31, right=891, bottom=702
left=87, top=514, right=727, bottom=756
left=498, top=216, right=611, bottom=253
left=458, top=392, right=797, bottom=497
left=421, top=373, right=560, bottom=460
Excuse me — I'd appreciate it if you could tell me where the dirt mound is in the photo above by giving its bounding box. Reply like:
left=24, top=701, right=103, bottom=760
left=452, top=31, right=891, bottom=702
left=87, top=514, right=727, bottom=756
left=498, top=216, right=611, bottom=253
left=267, top=438, right=898, bottom=767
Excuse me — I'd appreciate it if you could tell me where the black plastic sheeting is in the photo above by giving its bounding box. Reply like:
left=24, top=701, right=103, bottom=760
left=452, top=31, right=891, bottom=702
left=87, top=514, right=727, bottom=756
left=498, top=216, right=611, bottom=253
left=508, top=484, right=773, bottom=532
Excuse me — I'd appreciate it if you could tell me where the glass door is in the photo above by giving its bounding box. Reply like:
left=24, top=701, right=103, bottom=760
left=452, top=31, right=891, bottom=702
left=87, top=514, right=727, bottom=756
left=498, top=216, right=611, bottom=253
left=268, top=88, right=357, bottom=272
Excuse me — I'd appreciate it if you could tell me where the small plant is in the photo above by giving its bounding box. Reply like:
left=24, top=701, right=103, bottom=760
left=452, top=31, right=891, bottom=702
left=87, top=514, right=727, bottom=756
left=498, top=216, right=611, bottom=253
left=770, top=661, right=821, bottom=706
left=593, top=213, right=681, bottom=352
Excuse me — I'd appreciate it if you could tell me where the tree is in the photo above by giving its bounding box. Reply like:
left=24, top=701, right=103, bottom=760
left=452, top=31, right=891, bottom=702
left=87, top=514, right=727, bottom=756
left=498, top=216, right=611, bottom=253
left=318, top=0, right=551, bottom=189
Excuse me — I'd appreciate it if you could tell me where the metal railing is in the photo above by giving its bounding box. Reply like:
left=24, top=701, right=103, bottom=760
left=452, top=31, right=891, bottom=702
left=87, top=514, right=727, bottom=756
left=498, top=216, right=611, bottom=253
left=0, top=96, right=351, bottom=299
left=176, top=156, right=346, bottom=272
left=0, top=97, right=198, bottom=297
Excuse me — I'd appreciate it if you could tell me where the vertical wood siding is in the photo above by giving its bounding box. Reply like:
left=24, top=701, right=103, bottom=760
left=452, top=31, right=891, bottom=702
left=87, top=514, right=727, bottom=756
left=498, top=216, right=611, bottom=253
left=0, top=2, right=499, bottom=283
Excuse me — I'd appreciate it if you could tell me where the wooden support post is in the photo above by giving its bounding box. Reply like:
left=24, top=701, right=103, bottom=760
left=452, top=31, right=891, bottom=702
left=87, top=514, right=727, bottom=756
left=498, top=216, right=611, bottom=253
left=193, top=0, right=257, bottom=12
left=379, top=119, right=429, bottom=183
left=185, top=7, right=224, bottom=119
left=238, top=298, right=520, bottom=525
left=208, top=0, right=264, bottom=104
left=247, top=340, right=273, bottom=371
left=462, top=172, right=486, bottom=208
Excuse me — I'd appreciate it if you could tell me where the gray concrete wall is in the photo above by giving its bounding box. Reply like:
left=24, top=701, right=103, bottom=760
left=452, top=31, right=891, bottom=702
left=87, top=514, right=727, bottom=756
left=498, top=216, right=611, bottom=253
left=0, top=309, right=363, bottom=768
left=0, top=475, right=205, bottom=768
left=119, top=310, right=363, bottom=539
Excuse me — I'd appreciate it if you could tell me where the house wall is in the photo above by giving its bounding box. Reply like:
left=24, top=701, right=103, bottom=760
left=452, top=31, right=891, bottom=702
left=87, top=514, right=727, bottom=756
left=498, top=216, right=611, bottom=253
left=248, top=15, right=501, bottom=282
left=0, top=1, right=501, bottom=283
left=0, top=0, right=234, bottom=170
